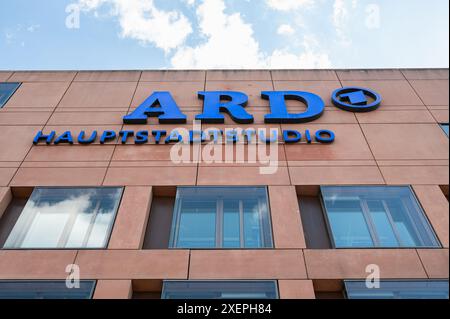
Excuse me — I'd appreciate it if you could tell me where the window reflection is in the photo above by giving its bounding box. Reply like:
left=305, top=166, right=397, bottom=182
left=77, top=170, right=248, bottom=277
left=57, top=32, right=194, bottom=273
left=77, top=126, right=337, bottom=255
left=162, top=281, right=278, bottom=299
left=4, top=187, right=123, bottom=249
left=321, top=186, right=440, bottom=248
left=169, top=187, right=273, bottom=249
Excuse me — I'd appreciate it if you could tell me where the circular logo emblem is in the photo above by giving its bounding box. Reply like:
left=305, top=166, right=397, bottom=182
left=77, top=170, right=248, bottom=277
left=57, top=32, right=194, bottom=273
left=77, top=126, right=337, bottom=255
left=332, top=87, right=382, bottom=112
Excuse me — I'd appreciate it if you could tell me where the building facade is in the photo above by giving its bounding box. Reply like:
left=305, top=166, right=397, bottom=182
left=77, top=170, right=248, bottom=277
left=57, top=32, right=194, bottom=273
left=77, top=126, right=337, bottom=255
left=0, top=69, right=448, bottom=299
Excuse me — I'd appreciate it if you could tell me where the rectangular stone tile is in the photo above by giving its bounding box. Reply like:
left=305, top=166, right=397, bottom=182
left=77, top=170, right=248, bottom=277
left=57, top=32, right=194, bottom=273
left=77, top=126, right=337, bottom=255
left=0, top=250, right=77, bottom=279
left=431, top=109, right=449, bottom=123
left=0, top=112, right=51, bottom=125
left=11, top=167, right=107, bottom=186
left=198, top=144, right=286, bottom=166
left=75, top=71, right=141, bottom=82
left=75, top=250, right=189, bottom=279
left=273, top=81, right=341, bottom=107
left=25, top=145, right=115, bottom=162
left=205, top=81, right=273, bottom=107
left=59, top=82, right=137, bottom=108
left=269, top=186, right=306, bottom=249
left=48, top=112, right=124, bottom=125
left=93, top=280, right=132, bottom=299
left=304, top=249, right=427, bottom=279
left=189, top=250, right=307, bottom=280
left=278, top=280, right=315, bottom=299
left=356, top=110, right=436, bottom=124
left=0, top=72, right=12, bottom=81
left=0, top=168, right=17, bottom=186
left=381, top=166, right=449, bottom=185
left=417, top=249, right=449, bottom=278
left=131, top=82, right=204, bottom=108
left=197, top=166, right=290, bottom=185
left=141, top=70, right=205, bottom=82
left=103, top=166, right=197, bottom=186
left=0, top=126, right=42, bottom=161
left=283, top=124, right=373, bottom=161
left=341, top=80, right=423, bottom=106
left=412, top=185, right=449, bottom=248
left=21, top=161, right=109, bottom=168
left=271, top=70, right=338, bottom=81
left=409, top=80, right=449, bottom=106
left=5, top=82, right=70, bottom=108
left=8, top=71, right=76, bottom=82
left=289, top=166, right=384, bottom=185
left=108, top=186, right=152, bottom=249
left=337, top=69, right=405, bottom=80
left=112, top=145, right=199, bottom=162
left=402, top=69, right=449, bottom=80
left=207, top=70, right=271, bottom=81
left=361, top=124, right=449, bottom=160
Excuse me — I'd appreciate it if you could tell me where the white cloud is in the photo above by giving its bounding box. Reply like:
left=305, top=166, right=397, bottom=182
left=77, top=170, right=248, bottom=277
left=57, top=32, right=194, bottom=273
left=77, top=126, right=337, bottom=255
left=26, top=24, right=40, bottom=32
left=77, top=0, right=192, bottom=52
left=171, top=0, right=331, bottom=69
left=171, top=0, right=265, bottom=69
left=277, top=24, right=295, bottom=36
left=266, top=0, right=314, bottom=11
left=268, top=35, right=331, bottom=68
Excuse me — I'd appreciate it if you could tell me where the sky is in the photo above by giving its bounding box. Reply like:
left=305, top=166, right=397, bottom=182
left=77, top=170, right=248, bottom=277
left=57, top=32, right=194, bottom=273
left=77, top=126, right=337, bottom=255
left=0, top=0, right=448, bottom=70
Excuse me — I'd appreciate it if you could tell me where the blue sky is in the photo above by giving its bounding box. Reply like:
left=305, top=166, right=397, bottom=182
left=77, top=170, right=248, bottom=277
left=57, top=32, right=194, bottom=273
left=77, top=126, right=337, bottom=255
left=0, top=0, right=448, bottom=70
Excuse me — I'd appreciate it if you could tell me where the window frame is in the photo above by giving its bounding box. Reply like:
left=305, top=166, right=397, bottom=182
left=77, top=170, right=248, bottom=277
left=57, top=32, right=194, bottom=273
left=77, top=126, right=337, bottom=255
left=2, top=186, right=124, bottom=250
left=319, top=185, right=441, bottom=249
left=0, top=280, right=97, bottom=299
left=344, top=279, right=449, bottom=299
left=161, top=280, right=279, bottom=300
left=0, top=82, right=21, bottom=108
left=169, top=186, right=274, bottom=249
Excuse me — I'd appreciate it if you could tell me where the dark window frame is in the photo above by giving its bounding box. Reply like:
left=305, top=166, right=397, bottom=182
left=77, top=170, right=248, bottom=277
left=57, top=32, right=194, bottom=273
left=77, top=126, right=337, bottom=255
left=344, top=279, right=449, bottom=299
left=169, top=186, right=274, bottom=249
left=1, top=186, right=124, bottom=250
left=161, top=280, right=279, bottom=300
left=319, top=185, right=441, bottom=249
left=0, top=280, right=96, bottom=299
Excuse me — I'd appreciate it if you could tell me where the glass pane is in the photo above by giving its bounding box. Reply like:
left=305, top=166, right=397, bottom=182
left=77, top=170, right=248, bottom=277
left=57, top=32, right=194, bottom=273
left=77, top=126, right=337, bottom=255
left=0, top=83, right=21, bottom=108
left=243, top=199, right=262, bottom=248
left=176, top=200, right=216, bottom=248
left=367, top=201, right=399, bottom=247
left=223, top=200, right=240, bottom=248
left=345, top=280, right=449, bottom=299
left=0, top=281, right=95, bottom=299
left=321, top=186, right=440, bottom=248
left=440, top=124, right=449, bottom=137
left=162, top=281, right=278, bottom=299
left=170, top=187, right=273, bottom=249
left=4, top=188, right=122, bottom=249
left=323, top=196, right=374, bottom=248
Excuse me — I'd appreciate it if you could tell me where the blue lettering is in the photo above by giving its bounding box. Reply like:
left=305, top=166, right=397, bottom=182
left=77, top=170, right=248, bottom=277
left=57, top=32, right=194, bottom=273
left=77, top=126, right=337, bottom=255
left=196, top=91, right=254, bottom=124
left=123, top=92, right=187, bottom=124
left=262, top=91, right=325, bottom=124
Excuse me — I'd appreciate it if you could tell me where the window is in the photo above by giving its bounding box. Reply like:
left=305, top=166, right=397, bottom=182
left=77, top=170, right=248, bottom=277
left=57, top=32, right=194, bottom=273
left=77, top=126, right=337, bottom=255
left=0, top=82, right=21, bottom=108
left=169, top=187, right=273, bottom=249
left=440, top=123, right=449, bottom=137
left=161, top=281, right=278, bottom=299
left=0, top=281, right=96, bottom=299
left=3, top=187, right=123, bottom=249
left=321, top=186, right=440, bottom=248
left=345, top=280, right=449, bottom=299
